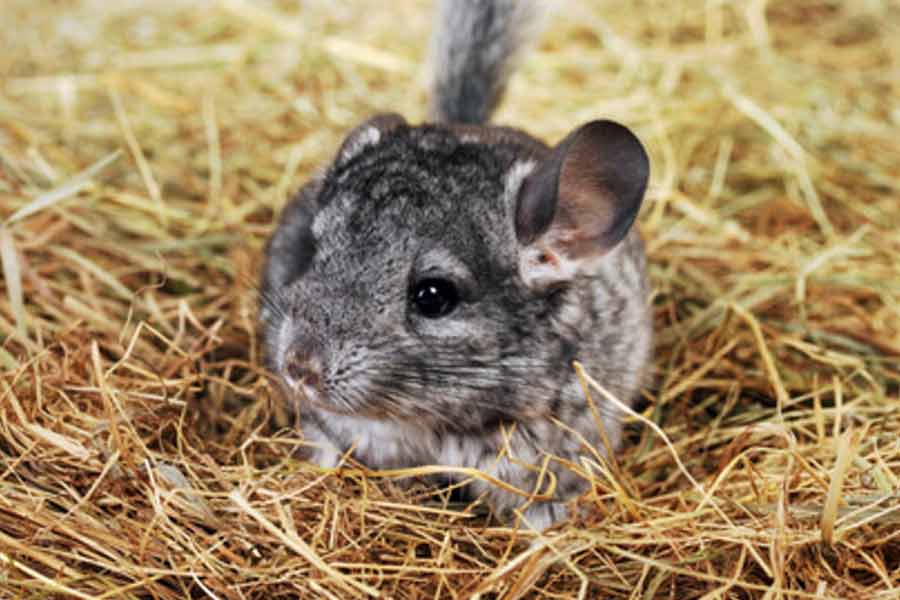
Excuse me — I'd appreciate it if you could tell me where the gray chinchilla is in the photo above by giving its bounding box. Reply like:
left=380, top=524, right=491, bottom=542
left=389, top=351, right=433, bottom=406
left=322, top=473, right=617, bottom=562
left=260, top=0, right=652, bottom=530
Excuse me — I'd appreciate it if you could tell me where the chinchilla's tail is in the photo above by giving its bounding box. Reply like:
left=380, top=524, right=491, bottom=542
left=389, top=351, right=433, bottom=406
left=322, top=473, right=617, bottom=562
left=429, top=0, right=543, bottom=125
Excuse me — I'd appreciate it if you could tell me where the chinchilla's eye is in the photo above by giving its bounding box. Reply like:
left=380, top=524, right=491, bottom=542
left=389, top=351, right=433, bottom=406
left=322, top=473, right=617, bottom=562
left=411, top=278, right=459, bottom=318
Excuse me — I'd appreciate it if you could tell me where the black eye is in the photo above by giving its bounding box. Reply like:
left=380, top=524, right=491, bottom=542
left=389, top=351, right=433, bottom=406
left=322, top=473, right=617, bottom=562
left=412, top=278, right=459, bottom=318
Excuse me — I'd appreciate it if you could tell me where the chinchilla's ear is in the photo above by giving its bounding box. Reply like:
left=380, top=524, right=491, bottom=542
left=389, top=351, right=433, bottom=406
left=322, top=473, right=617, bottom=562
left=515, top=119, right=649, bottom=288
left=336, top=113, right=407, bottom=164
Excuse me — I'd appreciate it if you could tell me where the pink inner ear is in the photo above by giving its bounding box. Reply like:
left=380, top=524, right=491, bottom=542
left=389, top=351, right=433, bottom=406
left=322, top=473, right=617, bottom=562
left=520, top=119, right=649, bottom=260
left=555, top=144, right=617, bottom=258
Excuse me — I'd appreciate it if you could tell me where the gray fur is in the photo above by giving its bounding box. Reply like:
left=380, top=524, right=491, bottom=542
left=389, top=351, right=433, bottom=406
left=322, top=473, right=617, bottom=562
left=260, top=2, right=652, bottom=530
left=429, top=0, right=542, bottom=124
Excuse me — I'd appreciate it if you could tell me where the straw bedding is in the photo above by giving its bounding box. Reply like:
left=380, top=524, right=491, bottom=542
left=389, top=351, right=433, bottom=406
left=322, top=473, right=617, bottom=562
left=1, top=0, right=898, bottom=598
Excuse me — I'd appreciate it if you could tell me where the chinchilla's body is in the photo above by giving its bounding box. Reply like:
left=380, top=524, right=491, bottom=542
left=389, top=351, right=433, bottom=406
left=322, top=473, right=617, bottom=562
left=260, top=0, right=652, bottom=530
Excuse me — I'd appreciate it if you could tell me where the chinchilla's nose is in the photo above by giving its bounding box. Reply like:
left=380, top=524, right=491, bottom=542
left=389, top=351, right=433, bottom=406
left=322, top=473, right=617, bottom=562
left=283, top=347, right=322, bottom=391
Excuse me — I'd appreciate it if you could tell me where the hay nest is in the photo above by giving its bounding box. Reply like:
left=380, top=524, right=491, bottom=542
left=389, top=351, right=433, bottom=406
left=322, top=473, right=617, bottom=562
left=1, top=0, right=898, bottom=597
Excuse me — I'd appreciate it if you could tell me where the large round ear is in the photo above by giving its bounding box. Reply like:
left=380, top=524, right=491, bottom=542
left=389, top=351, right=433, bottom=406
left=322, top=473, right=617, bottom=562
left=515, top=120, right=649, bottom=286
left=336, top=113, right=407, bottom=164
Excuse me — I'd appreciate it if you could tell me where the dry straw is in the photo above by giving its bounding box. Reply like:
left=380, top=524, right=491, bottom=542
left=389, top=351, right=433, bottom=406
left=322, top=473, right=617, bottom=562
left=1, top=0, right=899, bottom=598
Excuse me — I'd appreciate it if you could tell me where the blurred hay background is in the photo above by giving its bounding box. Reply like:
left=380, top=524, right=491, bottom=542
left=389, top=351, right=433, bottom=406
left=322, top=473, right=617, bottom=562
left=1, top=0, right=899, bottom=597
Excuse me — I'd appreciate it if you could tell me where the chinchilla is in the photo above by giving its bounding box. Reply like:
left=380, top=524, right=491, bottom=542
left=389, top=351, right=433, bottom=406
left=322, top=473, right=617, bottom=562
left=260, top=0, right=652, bottom=530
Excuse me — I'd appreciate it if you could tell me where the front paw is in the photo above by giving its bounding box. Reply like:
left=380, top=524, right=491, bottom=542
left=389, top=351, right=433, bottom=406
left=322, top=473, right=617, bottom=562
left=518, top=501, right=569, bottom=531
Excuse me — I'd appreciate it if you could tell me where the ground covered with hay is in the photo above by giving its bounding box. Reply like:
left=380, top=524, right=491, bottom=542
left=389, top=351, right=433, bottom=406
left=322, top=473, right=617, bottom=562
left=1, top=0, right=899, bottom=598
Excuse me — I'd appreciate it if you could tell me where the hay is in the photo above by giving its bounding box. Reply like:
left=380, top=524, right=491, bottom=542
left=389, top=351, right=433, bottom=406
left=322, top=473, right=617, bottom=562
left=1, top=0, right=898, bottom=597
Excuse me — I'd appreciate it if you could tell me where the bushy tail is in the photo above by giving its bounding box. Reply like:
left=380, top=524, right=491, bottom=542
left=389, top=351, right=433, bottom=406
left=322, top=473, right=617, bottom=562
left=429, top=0, right=542, bottom=125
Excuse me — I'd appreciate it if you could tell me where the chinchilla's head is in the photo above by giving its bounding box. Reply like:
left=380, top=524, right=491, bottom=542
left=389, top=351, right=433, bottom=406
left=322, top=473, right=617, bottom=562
left=261, top=113, right=649, bottom=430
